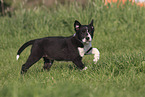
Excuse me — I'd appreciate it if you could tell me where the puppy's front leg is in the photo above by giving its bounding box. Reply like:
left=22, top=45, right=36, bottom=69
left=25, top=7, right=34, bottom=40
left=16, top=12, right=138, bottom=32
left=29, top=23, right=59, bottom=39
left=92, top=48, right=100, bottom=64
left=73, top=58, right=87, bottom=70
left=86, top=48, right=100, bottom=64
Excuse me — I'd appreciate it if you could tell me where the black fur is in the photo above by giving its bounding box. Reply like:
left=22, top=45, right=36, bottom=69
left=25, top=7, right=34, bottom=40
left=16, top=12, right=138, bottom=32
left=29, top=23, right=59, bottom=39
left=17, top=20, right=94, bottom=74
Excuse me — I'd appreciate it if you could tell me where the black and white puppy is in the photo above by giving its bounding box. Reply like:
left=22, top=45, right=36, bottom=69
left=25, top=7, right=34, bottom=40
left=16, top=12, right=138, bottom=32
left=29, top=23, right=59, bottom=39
left=16, top=20, right=100, bottom=74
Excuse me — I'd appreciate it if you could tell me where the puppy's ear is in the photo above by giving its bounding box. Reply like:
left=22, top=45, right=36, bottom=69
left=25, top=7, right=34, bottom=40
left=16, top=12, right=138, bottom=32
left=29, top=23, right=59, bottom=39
left=74, top=20, right=81, bottom=31
left=89, top=19, right=94, bottom=30
left=89, top=19, right=93, bottom=26
left=89, top=20, right=94, bottom=36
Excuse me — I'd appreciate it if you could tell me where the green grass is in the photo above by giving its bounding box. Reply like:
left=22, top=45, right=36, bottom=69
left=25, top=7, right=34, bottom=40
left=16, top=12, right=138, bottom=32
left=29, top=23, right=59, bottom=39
left=0, top=0, right=145, bottom=97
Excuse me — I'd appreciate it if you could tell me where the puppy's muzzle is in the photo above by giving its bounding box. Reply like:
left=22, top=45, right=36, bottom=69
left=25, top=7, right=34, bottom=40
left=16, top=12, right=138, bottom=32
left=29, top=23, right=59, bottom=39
left=86, top=37, right=90, bottom=41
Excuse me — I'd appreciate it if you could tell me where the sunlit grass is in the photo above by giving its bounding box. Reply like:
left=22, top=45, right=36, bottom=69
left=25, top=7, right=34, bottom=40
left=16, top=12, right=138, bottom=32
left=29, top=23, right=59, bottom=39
left=0, top=0, right=145, bottom=97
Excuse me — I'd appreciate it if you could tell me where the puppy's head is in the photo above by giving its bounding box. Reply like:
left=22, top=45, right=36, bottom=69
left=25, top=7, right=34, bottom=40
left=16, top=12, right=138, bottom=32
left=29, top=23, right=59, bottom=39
left=74, top=20, right=94, bottom=44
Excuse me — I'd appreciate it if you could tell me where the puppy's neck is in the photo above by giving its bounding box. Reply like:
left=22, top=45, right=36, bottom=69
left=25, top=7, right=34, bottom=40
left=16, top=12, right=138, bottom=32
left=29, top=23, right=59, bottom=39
left=71, top=35, right=84, bottom=48
left=83, top=42, right=92, bottom=49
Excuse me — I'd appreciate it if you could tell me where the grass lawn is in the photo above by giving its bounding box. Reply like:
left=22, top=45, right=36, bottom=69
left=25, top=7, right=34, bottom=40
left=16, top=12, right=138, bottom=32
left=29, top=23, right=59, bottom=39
left=0, top=1, right=145, bottom=97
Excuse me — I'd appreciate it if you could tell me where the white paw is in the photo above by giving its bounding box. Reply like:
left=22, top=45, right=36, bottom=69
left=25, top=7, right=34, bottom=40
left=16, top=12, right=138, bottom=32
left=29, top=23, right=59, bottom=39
left=93, top=55, right=99, bottom=64
left=93, top=59, right=98, bottom=64
left=80, top=67, right=88, bottom=71
left=92, top=48, right=100, bottom=64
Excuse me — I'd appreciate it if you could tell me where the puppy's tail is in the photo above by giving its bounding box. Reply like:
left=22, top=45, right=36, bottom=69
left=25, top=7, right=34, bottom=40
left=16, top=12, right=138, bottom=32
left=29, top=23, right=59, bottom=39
left=16, top=40, right=35, bottom=60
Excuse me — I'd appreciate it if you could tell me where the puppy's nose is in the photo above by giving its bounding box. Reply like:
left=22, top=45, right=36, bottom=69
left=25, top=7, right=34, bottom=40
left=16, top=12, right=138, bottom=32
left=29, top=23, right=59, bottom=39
left=86, top=37, right=90, bottom=41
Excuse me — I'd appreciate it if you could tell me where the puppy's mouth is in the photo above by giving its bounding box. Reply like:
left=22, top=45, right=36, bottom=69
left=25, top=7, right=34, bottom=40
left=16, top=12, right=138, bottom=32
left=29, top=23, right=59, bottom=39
left=82, top=37, right=92, bottom=44
left=85, top=41, right=91, bottom=44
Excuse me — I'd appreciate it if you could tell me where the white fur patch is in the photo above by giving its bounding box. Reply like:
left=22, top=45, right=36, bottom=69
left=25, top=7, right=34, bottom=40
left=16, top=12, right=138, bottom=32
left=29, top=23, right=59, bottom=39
left=82, top=38, right=86, bottom=43
left=91, top=48, right=100, bottom=64
left=78, top=42, right=92, bottom=57
left=81, top=32, right=92, bottom=44
left=83, top=47, right=100, bottom=64
left=87, top=32, right=92, bottom=42
left=16, top=55, right=19, bottom=60
left=80, top=66, right=88, bottom=71
left=78, top=47, right=85, bottom=57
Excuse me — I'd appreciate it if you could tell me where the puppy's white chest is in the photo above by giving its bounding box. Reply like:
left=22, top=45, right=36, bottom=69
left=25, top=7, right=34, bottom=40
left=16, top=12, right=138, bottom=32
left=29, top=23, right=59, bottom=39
left=78, top=42, right=92, bottom=57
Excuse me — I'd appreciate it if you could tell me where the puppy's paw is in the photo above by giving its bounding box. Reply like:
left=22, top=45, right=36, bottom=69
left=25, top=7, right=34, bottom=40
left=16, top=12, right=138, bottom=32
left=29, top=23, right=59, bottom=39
left=92, top=48, right=100, bottom=64
left=93, top=55, right=100, bottom=64
left=93, top=59, right=98, bottom=64
left=80, top=66, right=88, bottom=71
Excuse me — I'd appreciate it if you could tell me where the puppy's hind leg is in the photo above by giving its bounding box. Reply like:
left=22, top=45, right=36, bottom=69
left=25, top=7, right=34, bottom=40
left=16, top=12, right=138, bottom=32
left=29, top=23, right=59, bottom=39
left=21, top=54, right=42, bottom=74
left=21, top=47, right=43, bottom=74
left=43, top=57, right=54, bottom=71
